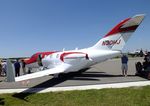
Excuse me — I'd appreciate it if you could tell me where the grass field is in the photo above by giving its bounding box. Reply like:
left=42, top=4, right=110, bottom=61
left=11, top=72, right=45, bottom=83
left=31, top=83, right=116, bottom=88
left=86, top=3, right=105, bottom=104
left=0, top=86, right=150, bottom=106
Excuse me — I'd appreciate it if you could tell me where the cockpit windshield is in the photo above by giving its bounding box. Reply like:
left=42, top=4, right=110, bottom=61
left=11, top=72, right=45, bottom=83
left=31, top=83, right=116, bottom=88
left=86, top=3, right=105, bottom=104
left=31, top=54, right=36, bottom=58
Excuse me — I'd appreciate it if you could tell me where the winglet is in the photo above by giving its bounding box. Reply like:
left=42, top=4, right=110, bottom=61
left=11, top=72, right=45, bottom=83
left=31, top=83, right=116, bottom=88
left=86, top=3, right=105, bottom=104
left=6, top=59, right=15, bottom=82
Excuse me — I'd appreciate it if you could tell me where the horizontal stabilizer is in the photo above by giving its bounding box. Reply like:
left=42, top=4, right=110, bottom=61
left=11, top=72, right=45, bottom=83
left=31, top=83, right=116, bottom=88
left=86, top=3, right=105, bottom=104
left=121, top=14, right=145, bottom=29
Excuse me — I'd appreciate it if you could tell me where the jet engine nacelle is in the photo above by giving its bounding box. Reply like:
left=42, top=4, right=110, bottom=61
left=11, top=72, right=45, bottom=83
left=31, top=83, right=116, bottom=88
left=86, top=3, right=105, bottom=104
left=60, top=52, right=89, bottom=63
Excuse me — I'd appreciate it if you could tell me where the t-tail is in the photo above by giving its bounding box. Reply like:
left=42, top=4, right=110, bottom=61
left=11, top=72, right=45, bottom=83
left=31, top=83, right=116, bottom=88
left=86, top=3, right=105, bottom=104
left=92, top=14, right=145, bottom=51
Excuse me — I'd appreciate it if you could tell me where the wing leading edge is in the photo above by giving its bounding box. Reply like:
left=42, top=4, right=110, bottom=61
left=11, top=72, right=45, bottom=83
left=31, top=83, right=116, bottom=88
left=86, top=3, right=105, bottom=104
left=6, top=59, right=71, bottom=82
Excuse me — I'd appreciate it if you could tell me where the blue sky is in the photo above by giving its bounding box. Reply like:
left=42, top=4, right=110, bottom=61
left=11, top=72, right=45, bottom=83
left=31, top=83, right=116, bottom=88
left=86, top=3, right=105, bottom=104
left=0, top=0, right=150, bottom=57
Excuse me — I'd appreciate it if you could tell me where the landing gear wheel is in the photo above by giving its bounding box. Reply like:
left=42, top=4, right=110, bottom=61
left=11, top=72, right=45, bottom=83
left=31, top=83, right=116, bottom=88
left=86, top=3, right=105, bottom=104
left=147, top=73, right=150, bottom=80
left=53, top=74, right=60, bottom=78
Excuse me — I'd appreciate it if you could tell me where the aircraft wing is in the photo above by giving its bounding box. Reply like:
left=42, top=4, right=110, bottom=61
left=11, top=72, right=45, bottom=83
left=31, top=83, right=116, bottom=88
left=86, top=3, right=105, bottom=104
left=6, top=59, right=71, bottom=82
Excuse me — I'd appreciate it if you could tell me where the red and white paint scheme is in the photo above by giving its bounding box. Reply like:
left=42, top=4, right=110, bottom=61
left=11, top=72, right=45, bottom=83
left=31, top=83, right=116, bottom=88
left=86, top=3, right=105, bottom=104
left=7, top=14, right=145, bottom=82
left=24, top=51, right=57, bottom=68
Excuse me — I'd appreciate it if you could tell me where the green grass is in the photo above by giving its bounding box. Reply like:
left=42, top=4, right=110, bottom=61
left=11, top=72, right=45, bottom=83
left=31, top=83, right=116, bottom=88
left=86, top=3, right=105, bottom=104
left=1, top=86, right=150, bottom=106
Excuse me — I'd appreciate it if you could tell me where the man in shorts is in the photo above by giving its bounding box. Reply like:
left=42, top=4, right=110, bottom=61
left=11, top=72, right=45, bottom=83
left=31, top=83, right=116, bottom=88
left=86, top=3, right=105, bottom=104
left=121, top=54, right=128, bottom=77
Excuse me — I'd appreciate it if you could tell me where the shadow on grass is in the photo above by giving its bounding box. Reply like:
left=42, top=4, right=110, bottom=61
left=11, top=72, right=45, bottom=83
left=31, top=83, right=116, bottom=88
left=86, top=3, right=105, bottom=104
left=0, top=98, right=5, bottom=105
left=12, top=68, right=90, bottom=101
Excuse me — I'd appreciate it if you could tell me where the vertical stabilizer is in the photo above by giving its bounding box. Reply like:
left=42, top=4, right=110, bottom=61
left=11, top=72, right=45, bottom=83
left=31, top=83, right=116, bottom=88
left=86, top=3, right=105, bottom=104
left=92, top=14, right=145, bottom=51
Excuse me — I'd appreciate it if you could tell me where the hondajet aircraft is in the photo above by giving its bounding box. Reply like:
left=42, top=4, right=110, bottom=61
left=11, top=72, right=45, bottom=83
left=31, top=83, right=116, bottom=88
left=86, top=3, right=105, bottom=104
left=7, top=14, right=145, bottom=82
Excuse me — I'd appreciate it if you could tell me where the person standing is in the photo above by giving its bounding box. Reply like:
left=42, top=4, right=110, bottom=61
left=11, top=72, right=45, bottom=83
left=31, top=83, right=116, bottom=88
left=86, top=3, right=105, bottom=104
left=14, top=59, right=21, bottom=77
left=121, top=54, right=128, bottom=77
left=2, top=61, right=7, bottom=76
left=0, top=60, right=2, bottom=76
left=21, top=60, right=26, bottom=75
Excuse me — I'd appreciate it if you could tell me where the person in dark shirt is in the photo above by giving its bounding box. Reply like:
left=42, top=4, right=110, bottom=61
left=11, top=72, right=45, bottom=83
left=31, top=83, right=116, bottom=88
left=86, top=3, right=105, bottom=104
left=14, top=59, right=21, bottom=77
left=143, top=53, right=150, bottom=71
left=21, top=60, right=26, bottom=75
left=121, top=54, right=128, bottom=77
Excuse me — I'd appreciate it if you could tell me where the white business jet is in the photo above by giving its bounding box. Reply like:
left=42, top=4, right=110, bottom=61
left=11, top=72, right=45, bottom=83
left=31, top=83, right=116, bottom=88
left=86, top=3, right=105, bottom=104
left=6, top=14, right=145, bottom=82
